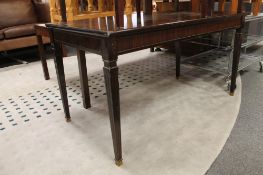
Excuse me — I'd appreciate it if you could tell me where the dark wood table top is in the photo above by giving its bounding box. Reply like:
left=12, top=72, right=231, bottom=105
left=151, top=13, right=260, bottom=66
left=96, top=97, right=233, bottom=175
left=46, top=11, right=244, bottom=37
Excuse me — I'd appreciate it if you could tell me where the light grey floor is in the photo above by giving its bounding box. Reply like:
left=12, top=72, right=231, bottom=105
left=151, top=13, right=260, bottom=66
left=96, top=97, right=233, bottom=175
left=0, top=50, right=242, bottom=175
left=1, top=46, right=262, bottom=174
left=206, top=64, right=263, bottom=175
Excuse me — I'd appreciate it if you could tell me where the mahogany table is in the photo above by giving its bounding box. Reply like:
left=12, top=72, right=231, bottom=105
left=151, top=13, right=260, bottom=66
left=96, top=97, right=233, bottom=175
left=35, top=24, right=51, bottom=80
left=47, top=11, right=245, bottom=166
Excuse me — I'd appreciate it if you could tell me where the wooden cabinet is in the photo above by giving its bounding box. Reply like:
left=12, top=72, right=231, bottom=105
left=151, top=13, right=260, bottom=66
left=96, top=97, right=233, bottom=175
left=252, top=0, right=262, bottom=15
left=49, top=0, right=262, bottom=22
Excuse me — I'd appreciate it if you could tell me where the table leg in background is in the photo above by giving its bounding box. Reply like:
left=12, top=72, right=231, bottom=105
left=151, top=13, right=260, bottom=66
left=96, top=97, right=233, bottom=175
left=175, top=41, right=181, bottom=79
left=77, top=49, right=91, bottom=109
left=54, top=42, right=71, bottom=121
left=230, top=28, right=242, bottom=96
left=37, top=35, right=50, bottom=80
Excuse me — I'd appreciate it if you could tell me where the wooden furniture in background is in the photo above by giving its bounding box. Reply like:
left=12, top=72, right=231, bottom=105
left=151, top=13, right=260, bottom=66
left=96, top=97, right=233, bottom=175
left=215, top=0, right=263, bottom=15
left=231, top=0, right=239, bottom=13
left=156, top=1, right=177, bottom=12
left=252, top=0, right=262, bottom=15
left=218, top=0, right=226, bottom=12
left=0, top=0, right=50, bottom=52
left=145, top=0, right=153, bottom=14
left=191, top=0, right=215, bottom=14
left=35, top=24, right=51, bottom=80
left=49, top=0, right=113, bottom=22
left=191, top=0, right=200, bottom=12
left=49, top=0, right=144, bottom=22
left=126, top=0, right=133, bottom=12
left=191, top=0, right=248, bottom=14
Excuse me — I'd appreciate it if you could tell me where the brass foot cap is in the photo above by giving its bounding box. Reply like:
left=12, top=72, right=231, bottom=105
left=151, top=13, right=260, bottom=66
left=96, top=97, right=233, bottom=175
left=66, top=117, right=71, bottom=122
left=115, top=159, right=123, bottom=167
left=229, top=92, right=234, bottom=96
left=85, top=104, right=91, bottom=109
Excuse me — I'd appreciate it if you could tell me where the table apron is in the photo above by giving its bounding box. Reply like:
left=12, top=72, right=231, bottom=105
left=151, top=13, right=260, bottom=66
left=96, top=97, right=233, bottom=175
left=53, top=29, right=103, bottom=55
left=51, top=17, right=243, bottom=56
left=35, top=27, right=51, bottom=37
left=117, top=18, right=242, bottom=54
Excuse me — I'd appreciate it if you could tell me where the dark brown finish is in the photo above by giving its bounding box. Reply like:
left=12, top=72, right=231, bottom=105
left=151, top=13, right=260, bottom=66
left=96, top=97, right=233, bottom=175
left=35, top=24, right=51, bottom=80
left=144, top=0, right=153, bottom=14
left=192, top=0, right=200, bottom=12
left=34, top=1, right=51, bottom=23
left=229, top=0, right=244, bottom=95
left=238, top=0, right=244, bottom=13
left=37, top=35, right=50, bottom=80
left=53, top=41, right=71, bottom=121
left=48, top=9, right=245, bottom=165
left=77, top=49, right=91, bottom=109
left=0, top=30, right=4, bottom=40
left=101, top=39, right=122, bottom=165
left=175, top=0, right=180, bottom=12
left=35, top=24, right=90, bottom=110
left=178, top=1, right=191, bottom=12
left=175, top=41, right=181, bottom=79
left=230, top=29, right=242, bottom=95
left=59, top=0, right=67, bottom=22
left=201, top=0, right=215, bottom=16
left=136, top=0, right=141, bottom=18
left=156, top=1, right=179, bottom=12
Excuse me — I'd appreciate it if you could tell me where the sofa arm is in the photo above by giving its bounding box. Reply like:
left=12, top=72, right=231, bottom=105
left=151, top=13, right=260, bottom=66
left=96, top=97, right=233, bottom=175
left=34, top=1, right=51, bottom=23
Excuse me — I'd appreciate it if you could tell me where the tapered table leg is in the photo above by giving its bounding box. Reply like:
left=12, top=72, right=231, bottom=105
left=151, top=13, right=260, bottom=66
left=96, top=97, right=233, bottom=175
left=37, top=35, right=50, bottom=80
left=54, top=42, right=71, bottom=121
left=102, top=44, right=122, bottom=166
left=77, top=49, right=91, bottom=109
left=175, top=41, right=181, bottom=79
left=230, top=29, right=242, bottom=96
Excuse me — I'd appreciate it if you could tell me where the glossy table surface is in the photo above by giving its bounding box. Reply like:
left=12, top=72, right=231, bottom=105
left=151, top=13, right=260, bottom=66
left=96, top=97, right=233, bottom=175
left=47, top=11, right=243, bottom=36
